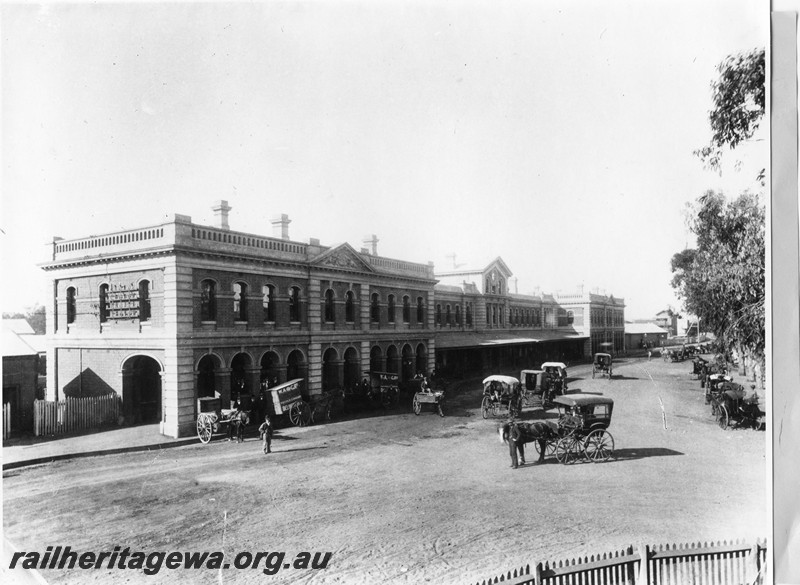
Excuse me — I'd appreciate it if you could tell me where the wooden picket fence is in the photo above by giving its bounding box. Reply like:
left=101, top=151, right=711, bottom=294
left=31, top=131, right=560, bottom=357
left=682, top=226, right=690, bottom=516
left=475, top=539, right=767, bottom=585
left=33, top=395, right=121, bottom=437
left=2, top=403, right=11, bottom=440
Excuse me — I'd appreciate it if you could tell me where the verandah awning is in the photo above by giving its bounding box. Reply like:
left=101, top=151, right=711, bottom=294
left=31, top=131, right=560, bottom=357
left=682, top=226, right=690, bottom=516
left=435, top=331, right=588, bottom=350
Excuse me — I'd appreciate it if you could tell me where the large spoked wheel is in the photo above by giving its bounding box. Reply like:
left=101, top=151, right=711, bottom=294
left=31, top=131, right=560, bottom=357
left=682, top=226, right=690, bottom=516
left=289, top=402, right=311, bottom=427
left=481, top=396, right=491, bottom=419
left=717, top=404, right=729, bottom=430
left=413, top=395, right=421, bottom=415
left=534, top=439, right=556, bottom=459
left=196, top=415, right=213, bottom=444
left=555, top=436, right=579, bottom=465
left=583, top=429, right=614, bottom=462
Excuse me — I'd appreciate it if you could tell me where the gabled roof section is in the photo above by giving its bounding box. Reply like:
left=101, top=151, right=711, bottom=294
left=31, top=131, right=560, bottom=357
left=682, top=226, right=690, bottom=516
left=309, top=242, right=375, bottom=273
left=483, top=256, right=513, bottom=279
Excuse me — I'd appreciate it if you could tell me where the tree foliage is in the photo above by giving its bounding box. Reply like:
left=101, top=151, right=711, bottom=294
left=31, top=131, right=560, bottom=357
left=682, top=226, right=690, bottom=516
left=670, top=191, right=765, bottom=357
left=694, top=48, right=765, bottom=177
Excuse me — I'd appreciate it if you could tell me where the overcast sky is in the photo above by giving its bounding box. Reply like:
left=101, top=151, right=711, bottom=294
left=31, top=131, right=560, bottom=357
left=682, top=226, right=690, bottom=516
left=0, top=0, right=768, bottom=318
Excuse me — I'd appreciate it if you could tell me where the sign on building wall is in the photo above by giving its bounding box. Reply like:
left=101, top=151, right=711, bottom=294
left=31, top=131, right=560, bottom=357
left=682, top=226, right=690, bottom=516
left=107, top=284, right=140, bottom=320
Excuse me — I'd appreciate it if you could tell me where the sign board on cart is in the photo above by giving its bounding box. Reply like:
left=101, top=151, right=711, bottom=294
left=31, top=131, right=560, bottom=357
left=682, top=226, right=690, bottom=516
left=268, top=379, right=304, bottom=415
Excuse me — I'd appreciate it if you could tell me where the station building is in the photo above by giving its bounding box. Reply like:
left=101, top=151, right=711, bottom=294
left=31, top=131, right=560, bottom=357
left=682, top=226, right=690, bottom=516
left=41, top=202, right=624, bottom=438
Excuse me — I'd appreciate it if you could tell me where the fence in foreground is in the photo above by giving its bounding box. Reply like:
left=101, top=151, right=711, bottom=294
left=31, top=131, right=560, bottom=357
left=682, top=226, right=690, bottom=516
left=33, top=395, right=121, bottom=437
left=475, top=539, right=767, bottom=585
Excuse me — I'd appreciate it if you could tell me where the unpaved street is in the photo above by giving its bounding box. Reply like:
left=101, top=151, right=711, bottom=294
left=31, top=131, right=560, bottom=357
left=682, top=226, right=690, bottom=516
left=3, top=357, right=767, bottom=584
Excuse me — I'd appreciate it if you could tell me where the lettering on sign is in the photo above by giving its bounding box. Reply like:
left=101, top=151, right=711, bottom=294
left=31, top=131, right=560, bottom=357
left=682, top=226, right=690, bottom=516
left=107, top=283, right=141, bottom=320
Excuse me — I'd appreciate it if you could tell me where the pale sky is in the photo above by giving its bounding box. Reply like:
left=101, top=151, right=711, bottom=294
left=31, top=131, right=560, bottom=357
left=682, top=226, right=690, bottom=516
left=0, top=0, right=768, bottom=318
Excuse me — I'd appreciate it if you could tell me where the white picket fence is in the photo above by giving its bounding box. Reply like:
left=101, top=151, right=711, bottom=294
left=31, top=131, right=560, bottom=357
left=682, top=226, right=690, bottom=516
left=2, top=403, right=11, bottom=440
left=476, top=539, right=767, bottom=585
left=33, top=395, right=121, bottom=437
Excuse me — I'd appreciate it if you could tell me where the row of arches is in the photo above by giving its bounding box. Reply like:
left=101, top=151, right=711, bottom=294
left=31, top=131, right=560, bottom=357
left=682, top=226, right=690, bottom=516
left=196, top=343, right=429, bottom=399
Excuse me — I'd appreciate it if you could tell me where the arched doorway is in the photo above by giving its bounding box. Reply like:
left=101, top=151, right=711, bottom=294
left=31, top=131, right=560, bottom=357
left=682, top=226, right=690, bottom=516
left=286, top=350, right=307, bottom=397
left=386, top=345, right=399, bottom=375
left=401, top=344, right=414, bottom=382
left=230, top=353, right=252, bottom=402
left=322, top=348, right=340, bottom=392
left=260, top=351, right=281, bottom=389
left=343, top=347, right=360, bottom=390
left=370, top=346, right=383, bottom=373
left=416, top=343, right=427, bottom=376
left=122, top=355, right=162, bottom=425
left=197, top=355, right=219, bottom=399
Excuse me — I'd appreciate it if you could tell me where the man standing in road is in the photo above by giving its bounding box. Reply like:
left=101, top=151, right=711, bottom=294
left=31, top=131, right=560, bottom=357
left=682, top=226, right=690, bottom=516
left=259, top=414, right=273, bottom=454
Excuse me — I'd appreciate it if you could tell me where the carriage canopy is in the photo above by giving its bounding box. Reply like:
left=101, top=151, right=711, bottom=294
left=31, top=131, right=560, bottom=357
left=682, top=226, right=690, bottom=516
left=541, top=361, right=568, bottom=371
left=553, top=393, right=614, bottom=428
left=593, top=353, right=612, bottom=365
left=483, top=375, right=520, bottom=389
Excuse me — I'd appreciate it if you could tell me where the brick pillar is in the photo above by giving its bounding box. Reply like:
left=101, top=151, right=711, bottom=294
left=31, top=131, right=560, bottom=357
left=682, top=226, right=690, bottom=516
left=307, top=343, right=322, bottom=395
left=307, top=279, right=321, bottom=331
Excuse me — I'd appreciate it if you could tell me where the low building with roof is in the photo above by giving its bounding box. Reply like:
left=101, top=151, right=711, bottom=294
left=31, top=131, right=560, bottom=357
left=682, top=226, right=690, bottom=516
left=2, top=319, right=44, bottom=435
left=624, top=322, right=669, bottom=350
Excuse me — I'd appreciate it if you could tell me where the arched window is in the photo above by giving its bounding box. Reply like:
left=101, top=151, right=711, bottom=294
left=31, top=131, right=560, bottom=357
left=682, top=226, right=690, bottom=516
left=402, top=295, right=410, bottom=323
left=263, top=284, right=275, bottom=322
left=466, top=303, right=472, bottom=326
left=200, top=280, right=216, bottom=321
left=345, top=291, right=355, bottom=322
left=139, top=280, right=151, bottom=322
left=289, top=287, right=301, bottom=322
left=455, top=305, right=461, bottom=325
left=99, top=284, right=109, bottom=323
left=416, top=297, right=424, bottom=323
left=324, top=289, right=335, bottom=322
left=66, top=287, right=76, bottom=324
left=233, top=282, right=247, bottom=321
left=371, top=293, right=380, bottom=322
left=436, top=304, right=442, bottom=325
left=445, top=304, right=451, bottom=325
left=387, top=295, right=395, bottom=323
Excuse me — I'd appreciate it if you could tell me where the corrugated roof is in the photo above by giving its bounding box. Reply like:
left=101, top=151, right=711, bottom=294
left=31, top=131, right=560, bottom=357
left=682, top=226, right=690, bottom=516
left=624, top=323, right=669, bottom=335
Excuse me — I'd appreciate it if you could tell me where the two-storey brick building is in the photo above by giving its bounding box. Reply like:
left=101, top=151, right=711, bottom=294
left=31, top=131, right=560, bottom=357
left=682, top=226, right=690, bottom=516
left=41, top=202, right=624, bottom=438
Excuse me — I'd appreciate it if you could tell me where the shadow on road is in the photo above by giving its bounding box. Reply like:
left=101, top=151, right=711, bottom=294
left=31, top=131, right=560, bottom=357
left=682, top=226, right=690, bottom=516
left=608, top=447, right=683, bottom=461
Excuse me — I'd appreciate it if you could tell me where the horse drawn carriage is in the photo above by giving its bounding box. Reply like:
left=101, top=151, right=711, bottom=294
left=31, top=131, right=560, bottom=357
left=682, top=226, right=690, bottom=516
left=501, top=394, right=615, bottom=465
left=592, top=353, right=613, bottom=379
left=519, top=364, right=568, bottom=408
left=482, top=375, right=521, bottom=419
left=412, top=377, right=445, bottom=417
left=711, top=383, right=764, bottom=430
left=196, top=396, right=253, bottom=444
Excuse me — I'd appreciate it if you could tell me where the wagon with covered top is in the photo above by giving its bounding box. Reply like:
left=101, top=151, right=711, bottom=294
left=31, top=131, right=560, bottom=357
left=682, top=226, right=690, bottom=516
left=481, top=375, right=521, bottom=419
left=519, top=365, right=567, bottom=408
left=592, top=353, right=613, bottom=379
left=550, top=394, right=615, bottom=463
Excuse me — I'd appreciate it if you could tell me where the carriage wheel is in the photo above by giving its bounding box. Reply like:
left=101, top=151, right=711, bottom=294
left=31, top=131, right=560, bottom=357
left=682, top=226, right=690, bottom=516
left=534, top=440, right=556, bottom=458
left=555, top=437, right=579, bottom=464
left=289, top=402, right=310, bottom=427
left=717, top=404, right=729, bottom=430
left=196, top=415, right=213, bottom=444
left=583, top=429, right=614, bottom=462
left=481, top=396, right=491, bottom=419
left=413, top=395, right=421, bottom=415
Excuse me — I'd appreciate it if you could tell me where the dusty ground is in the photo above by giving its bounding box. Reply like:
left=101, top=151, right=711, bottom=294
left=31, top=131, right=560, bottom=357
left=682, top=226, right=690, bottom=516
left=2, top=356, right=767, bottom=585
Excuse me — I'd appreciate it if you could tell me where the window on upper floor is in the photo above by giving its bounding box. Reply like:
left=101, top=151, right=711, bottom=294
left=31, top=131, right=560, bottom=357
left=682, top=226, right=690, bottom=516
left=324, top=289, right=335, bottom=322
left=567, top=310, right=574, bottom=325
left=263, top=284, right=276, bottom=322
left=233, top=282, right=248, bottom=321
left=416, top=297, right=424, bottom=323
left=466, top=303, right=472, bottom=326
left=200, top=280, right=217, bottom=321
left=445, top=304, right=451, bottom=325
left=66, top=287, right=76, bottom=324
left=455, top=305, right=461, bottom=325
left=402, top=295, right=410, bottom=323
left=139, top=280, right=151, bottom=322
left=99, top=284, right=109, bottom=323
left=371, top=293, right=380, bottom=322
left=289, top=286, right=301, bottom=322
left=345, top=291, right=355, bottom=322
left=436, top=304, right=442, bottom=325
left=387, top=295, right=395, bottom=323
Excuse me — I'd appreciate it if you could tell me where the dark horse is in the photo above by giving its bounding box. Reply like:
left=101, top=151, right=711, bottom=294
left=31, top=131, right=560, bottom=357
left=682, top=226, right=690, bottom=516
left=499, top=420, right=558, bottom=469
left=227, top=410, right=250, bottom=443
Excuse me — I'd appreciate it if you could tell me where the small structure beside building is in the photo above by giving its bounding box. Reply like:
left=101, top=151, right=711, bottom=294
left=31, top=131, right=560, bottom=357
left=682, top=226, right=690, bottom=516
left=2, top=319, right=45, bottom=435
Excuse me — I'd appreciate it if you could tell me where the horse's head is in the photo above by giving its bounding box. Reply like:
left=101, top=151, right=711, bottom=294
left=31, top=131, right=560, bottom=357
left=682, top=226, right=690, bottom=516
left=499, top=422, right=512, bottom=444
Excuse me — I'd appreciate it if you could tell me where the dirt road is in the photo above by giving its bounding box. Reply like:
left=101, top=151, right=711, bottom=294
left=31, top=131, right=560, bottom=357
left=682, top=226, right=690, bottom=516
left=2, top=357, right=767, bottom=584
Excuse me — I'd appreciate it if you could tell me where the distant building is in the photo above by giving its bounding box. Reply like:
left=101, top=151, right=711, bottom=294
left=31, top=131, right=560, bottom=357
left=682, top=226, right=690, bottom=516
left=41, top=202, right=625, bottom=438
left=624, top=322, right=669, bottom=350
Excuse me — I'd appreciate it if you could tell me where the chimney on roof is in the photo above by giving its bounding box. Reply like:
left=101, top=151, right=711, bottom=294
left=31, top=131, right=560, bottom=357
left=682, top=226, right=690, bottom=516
left=363, top=234, right=379, bottom=255
left=271, top=214, right=291, bottom=240
left=212, top=200, right=232, bottom=230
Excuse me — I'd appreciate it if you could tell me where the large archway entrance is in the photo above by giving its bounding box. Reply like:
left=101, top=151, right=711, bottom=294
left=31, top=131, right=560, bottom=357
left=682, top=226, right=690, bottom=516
left=401, top=344, right=414, bottom=382
left=286, top=350, right=308, bottom=397
left=322, top=348, right=340, bottom=392
left=230, top=353, right=252, bottom=402
left=121, top=355, right=162, bottom=425
left=197, top=355, right=220, bottom=399
left=343, top=347, right=360, bottom=390
left=261, top=351, right=281, bottom=389
left=416, top=343, right=427, bottom=376
left=370, top=346, right=384, bottom=374
left=386, top=345, right=399, bottom=375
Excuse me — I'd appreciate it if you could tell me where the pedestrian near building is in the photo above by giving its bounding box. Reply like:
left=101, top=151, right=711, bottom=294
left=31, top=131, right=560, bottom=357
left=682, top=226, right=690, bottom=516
left=259, top=414, right=273, bottom=454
